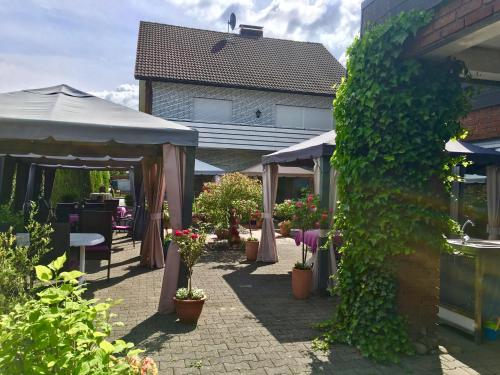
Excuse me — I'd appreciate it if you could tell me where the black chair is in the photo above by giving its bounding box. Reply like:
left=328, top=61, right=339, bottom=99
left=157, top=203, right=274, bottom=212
left=55, top=203, right=78, bottom=223
left=40, top=222, right=70, bottom=266
left=79, top=210, right=113, bottom=280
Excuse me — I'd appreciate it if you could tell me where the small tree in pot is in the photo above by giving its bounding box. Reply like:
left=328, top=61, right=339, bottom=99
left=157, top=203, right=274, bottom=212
left=173, top=228, right=207, bottom=324
left=234, top=199, right=260, bottom=261
left=291, top=193, right=321, bottom=299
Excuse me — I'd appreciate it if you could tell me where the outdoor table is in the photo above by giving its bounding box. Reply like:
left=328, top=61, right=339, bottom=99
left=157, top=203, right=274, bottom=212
left=16, top=233, right=104, bottom=278
left=294, top=229, right=320, bottom=253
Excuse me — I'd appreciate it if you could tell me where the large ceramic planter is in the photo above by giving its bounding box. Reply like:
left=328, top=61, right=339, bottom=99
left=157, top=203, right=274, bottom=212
left=174, top=297, right=206, bottom=324
left=279, top=221, right=291, bottom=237
left=292, top=267, right=312, bottom=299
left=245, top=240, right=259, bottom=261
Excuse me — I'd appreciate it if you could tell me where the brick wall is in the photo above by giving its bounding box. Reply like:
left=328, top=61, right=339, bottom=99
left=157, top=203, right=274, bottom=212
left=413, top=0, right=500, bottom=52
left=462, top=104, right=500, bottom=140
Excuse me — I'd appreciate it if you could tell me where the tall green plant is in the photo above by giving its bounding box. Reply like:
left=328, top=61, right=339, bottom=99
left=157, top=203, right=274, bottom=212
left=319, top=11, right=471, bottom=362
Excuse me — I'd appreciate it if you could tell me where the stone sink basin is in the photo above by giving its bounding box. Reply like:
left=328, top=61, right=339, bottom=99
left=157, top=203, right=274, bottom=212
left=447, top=238, right=500, bottom=251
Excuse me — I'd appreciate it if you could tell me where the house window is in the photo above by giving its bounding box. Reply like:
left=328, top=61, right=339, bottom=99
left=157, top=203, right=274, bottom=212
left=193, top=98, right=232, bottom=123
left=276, top=105, right=332, bottom=130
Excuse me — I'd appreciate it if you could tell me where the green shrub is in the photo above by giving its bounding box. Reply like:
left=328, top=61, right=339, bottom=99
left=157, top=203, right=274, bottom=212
left=0, top=253, right=148, bottom=374
left=124, top=194, right=134, bottom=207
left=51, top=169, right=91, bottom=206
left=274, top=200, right=295, bottom=221
left=0, top=204, right=23, bottom=232
left=0, top=204, right=53, bottom=313
left=193, top=173, right=262, bottom=230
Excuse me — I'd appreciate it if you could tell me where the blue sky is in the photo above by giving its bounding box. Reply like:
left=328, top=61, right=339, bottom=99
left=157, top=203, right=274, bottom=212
left=0, top=0, right=360, bottom=108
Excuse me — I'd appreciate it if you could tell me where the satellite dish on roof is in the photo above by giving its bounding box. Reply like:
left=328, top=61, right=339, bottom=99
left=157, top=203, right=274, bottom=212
left=228, top=13, right=236, bottom=32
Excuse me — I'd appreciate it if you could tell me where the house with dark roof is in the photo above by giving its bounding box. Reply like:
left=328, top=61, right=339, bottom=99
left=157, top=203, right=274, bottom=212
left=135, top=22, right=345, bottom=172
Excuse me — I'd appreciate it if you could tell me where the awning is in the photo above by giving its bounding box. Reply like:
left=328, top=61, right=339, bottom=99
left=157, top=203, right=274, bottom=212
left=194, top=159, right=224, bottom=176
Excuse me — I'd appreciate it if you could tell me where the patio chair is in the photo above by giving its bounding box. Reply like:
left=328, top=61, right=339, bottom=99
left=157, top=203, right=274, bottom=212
left=104, top=199, right=120, bottom=220
left=55, top=203, right=78, bottom=223
left=79, top=210, right=113, bottom=280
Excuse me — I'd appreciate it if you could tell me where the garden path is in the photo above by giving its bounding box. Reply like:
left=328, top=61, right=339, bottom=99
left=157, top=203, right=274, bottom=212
left=85, top=232, right=500, bottom=374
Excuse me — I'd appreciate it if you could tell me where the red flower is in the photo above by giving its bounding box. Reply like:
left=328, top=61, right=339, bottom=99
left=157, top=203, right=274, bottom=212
left=174, top=230, right=183, bottom=236
left=307, top=194, right=314, bottom=202
left=191, top=233, right=199, bottom=239
left=183, top=229, right=190, bottom=234
left=310, top=204, right=316, bottom=209
left=321, top=213, right=329, bottom=221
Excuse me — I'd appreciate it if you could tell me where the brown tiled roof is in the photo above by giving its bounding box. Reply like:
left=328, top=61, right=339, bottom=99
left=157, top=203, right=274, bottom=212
left=135, top=22, right=345, bottom=96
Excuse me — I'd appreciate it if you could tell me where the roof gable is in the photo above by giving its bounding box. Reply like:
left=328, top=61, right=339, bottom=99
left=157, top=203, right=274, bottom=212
left=135, top=22, right=345, bottom=96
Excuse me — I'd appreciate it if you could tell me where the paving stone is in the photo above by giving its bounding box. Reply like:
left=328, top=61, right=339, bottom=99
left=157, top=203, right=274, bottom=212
left=84, top=232, right=500, bottom=374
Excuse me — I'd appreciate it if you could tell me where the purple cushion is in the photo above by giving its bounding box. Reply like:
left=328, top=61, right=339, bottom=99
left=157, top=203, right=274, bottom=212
left=85, top=244, right=109, bottom=252
left=113, top=225, right=131, bottom=230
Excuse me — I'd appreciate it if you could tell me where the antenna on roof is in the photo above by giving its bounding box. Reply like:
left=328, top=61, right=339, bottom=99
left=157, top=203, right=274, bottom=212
left=227, top=13, right=236, bottom=32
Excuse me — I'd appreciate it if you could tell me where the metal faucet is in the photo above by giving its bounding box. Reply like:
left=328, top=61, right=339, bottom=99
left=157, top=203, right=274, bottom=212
left=461, top=219, right=475, bottom=244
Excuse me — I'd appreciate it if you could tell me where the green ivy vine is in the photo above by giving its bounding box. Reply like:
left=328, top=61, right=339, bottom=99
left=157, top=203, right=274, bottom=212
left=320, top=11, right=471, bottom=362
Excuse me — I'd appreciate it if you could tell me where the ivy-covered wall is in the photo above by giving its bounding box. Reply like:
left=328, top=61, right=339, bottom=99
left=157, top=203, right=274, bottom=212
left=321, top=11, right=471, bottom=362
left=51, top=170, right=110, bottom=205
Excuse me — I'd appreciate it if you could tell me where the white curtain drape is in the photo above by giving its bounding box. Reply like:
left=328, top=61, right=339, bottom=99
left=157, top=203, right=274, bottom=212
left=158, top=144, right=186, bottom=313
left=313, top=158, right=321, bottom=195
left=487, top=166, right=500, bottom=240
left=257, top=164, right=279, bottom=262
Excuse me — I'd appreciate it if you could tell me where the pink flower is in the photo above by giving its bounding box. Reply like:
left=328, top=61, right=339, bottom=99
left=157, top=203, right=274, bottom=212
left=307, top=194, right=314, bottom=202
left=315, top=221, right=320, bottom=228
left=296, top=202, right=303, bottom=208
left=174, top=230, right=183, bottom=236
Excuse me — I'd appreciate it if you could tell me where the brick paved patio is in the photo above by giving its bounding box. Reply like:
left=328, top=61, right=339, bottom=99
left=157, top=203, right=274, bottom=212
left=85, top=232, right=500, bottom=374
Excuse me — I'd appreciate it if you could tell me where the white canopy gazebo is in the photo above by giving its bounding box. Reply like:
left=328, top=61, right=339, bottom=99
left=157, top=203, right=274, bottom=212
left=0, top=84, right=198, bottom=313
left=258, top=130, right=500, bottom=293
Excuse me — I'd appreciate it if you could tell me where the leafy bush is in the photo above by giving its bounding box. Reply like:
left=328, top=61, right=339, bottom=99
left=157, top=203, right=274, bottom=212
left=51, top=169, right=92, bottom=206
left=124, top=194, right=134, bottom=207
left=193, top=173, right=262, bottom=231
left=0, top=204, right=24, bottom=232
left=274, top=200, right=295, bottom=221
left=0, top=253, right=156, bottom=374
left=0, top=204, right=53, bottom=313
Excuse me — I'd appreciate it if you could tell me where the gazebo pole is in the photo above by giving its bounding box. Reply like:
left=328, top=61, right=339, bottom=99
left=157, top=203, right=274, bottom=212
left=317, top=155, right=331, bottom=296
left=177, top=146, right=196, bottom=288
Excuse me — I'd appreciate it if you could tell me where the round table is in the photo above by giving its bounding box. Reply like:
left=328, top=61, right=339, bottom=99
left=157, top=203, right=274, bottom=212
left=16, top=232, right=104, bottom=278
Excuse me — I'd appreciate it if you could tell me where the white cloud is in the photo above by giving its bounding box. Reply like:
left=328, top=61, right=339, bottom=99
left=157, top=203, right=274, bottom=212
left=91, top=84, right=139, bottom=110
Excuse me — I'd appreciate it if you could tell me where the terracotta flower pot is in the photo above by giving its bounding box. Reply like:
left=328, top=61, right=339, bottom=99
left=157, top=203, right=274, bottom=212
left=173, top=297, right=206, bottom=324
left=279, top=221, right=291, bottom=237
left=292, top=267, right=312, bottom=299
left=245, top=240, right=259, bottom=261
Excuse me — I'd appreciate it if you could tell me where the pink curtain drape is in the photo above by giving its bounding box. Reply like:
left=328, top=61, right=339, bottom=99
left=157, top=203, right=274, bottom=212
left=139, top=157, right=166, bottom=269
left=257, top=163, right=279, bottom=262
left=158, top=144, right=186, bottom=313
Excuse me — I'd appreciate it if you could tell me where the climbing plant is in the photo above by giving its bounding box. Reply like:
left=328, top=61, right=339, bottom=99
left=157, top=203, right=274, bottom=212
left=319, top=11, right=471, bottom=362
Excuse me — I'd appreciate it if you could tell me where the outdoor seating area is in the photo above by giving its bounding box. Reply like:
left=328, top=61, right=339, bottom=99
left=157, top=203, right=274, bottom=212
left=2, top=2, right=500, bottom=374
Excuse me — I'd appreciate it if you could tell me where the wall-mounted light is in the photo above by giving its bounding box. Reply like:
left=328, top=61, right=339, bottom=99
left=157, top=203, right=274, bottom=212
left=255, top=109, right=262, bottom=118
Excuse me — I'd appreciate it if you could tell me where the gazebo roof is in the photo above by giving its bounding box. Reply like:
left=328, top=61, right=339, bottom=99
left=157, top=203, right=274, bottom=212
left=241, top=163, right=313, bottom=178
left=0, top=84, right=198, bottom=159
left=262, top=129, right=500, bottom=166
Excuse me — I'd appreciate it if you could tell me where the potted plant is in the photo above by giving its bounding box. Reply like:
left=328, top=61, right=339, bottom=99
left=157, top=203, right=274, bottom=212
left=234, top=200, right=260, bottom=261
left=162, top=232, right=172, bottom=260
left=173, top=228, right=207, bottom=324
left=291, top=193, right=321, bottom=299
left=274, top=200, right=295, bottom=237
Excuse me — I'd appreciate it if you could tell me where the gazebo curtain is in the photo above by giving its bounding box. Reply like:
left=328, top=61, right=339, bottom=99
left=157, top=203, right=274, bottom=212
left=159, top=144, right=186, bottom=313
left=487, top=166, right=500, bottom=240
left=0, top=156, right=15, bottom=205
left=140, top=157, right=166, bottom=268
left=257, top=164, right=279, bottom=262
